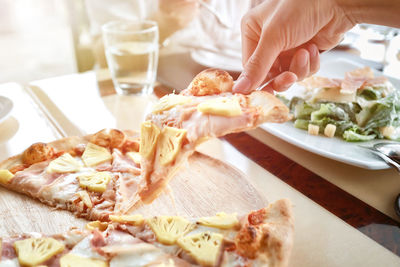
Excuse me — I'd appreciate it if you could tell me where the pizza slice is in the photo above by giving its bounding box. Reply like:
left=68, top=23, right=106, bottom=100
left=130, top=69, right=291, bottom=209
left=0, top=129, right=143, bottom=221
left=0, top=199, right=294, bottom=267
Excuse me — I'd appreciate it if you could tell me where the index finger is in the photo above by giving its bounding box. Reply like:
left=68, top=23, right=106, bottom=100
left=233, top=26, right=283, bottom=94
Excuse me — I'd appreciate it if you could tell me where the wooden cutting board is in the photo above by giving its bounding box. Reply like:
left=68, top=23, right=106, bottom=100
left=0, top=152, right=267, bottom=236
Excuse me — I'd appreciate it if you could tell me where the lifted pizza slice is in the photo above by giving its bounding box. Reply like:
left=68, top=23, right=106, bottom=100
left=126, top=69, right=291, bottom=208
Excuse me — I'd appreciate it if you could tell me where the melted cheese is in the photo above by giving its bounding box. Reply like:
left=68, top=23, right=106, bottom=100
left=109, top=243, right=167, bottom=267
left=39, top=172, right=81, bottom=205
left=27, top=156, right=92, bottom=205
left=69, top=237, right=107, bottom=261
left=0, top=259, right=19, bottom=267
left=11, top=162, right=52, bottom=194
left=62, top=231, right=87, bottom=247
left=308, top=87, right=356, bottom=103
left=181, top=111, right=252, bottom=143
left=37, top=152, right=139, bottom=214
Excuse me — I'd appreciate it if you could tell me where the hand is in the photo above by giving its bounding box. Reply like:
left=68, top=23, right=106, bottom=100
left=233, top=0, right=355, bottom=94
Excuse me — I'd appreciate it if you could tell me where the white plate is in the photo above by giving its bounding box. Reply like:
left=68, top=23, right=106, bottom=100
left=0, top=95, right=13, bottom=124
left=191, top=49, right=243, bottom=72
left=261, top=58, right=400, bottom=170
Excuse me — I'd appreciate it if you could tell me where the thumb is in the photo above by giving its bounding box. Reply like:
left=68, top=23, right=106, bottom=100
left=233, top=30, right=282, bottom=94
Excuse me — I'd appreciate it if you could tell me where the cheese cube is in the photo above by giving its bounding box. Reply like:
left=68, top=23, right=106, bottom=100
left=324, top=124, right=337, bottom=138
left=308, top=124, right=319, bottom=136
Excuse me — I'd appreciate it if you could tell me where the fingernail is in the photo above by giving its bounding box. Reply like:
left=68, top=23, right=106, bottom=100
left=307, top=44, right=318, bottom=57
left=281, top=72, right=298, bottom=90
left=311, top=45, right=319, bottom=57
left=298, top=51, right=308, bottom=67
left=281, top=80, right=295, bottom=90
left=233, top=75, right=252, bottom=94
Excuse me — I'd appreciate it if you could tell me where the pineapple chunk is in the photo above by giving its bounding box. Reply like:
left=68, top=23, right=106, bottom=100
left=197, top=97, right=242, bottom=117
left=14, top=237, right=64, bottom=266
left=126, top=151, right=141, bottom=164
left=152, top=94, right=192, bottom=114
left=147, top=216, right=194, bottom=245
left=177, top=231, right=223, bottom=266
left=78, top=172, right=111, bottom=193
left=158, top=127, right=187, bottom=166
left=85, top=221, right=108, bottom=231
left=198, top=212, right=239, bottom=229
left=81, top=143, right=112, bottom=167
left=109, top=214, right=144, bottom=226
left=60, top=253, right=108, bottom=267
left=140, top=121, right=161, bottom=159
left=75, top=191, right=93, bottom=208
left=0, top=169, right=14, bottom=184
left=47, top=153, right=81, bottom=173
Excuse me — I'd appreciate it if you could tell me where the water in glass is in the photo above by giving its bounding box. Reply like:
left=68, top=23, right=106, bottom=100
left=106, top=41, right=158, bottom=94
left=102, top=20, right=159, bottom=95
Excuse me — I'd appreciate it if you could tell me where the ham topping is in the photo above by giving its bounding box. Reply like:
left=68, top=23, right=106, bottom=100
left=341, top=67, right=386, bottom=94
left=1, top=238, right=19, bottom=259
left=299, top=76, right=342, bottom=89
left=10, top=161, right=52, bottom=195
left=111, top=150, right=141, bottom=175
left=91, top=230, right=107, bottom=248
left=301, top=67, right=389, bottom=95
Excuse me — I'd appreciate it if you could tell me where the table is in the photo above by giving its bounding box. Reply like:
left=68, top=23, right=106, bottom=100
left=0, top=50, right=400, bottom=266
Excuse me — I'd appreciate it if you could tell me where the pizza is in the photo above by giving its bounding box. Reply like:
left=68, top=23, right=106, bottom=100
left=0, top=199, right=294, bottom=267
left=0, top=69, right=290, bottom=215
left=0, top=129, right=143, bottom=221
left=0, top=68, right=294, bottom=266
left=130, top=69, right=291, bottom=209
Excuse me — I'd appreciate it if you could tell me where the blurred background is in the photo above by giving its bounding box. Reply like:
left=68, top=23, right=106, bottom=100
left=0, top=0, right=75, bottom=83
left=0, top=0, right=399, bottom=85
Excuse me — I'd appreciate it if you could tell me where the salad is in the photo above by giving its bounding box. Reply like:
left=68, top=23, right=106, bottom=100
left=279, top=67, right=400, bottom=142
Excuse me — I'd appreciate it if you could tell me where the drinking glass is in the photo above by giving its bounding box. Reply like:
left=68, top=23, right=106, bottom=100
left=102, top=20, right=159, bottom=95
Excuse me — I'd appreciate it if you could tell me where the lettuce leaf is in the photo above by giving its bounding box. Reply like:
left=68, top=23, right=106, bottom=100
left=343, top=128, right=376, bottom=142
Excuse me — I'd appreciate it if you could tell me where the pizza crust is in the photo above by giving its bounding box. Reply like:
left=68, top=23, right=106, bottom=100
left=0, top=130, right=140, bottom=172
left=0, top=136, right=88, bottom=171
left=260, top=198, right=294, bottom=267
left=247, top=91, right=292, bottom=124
left=235, top=199, right=294, bottom=267
left=182, top=68, right=234, bottom=96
